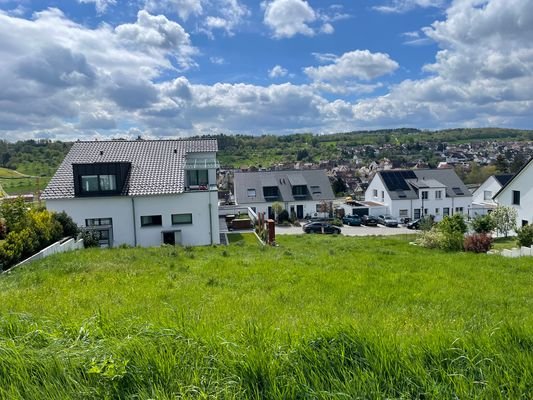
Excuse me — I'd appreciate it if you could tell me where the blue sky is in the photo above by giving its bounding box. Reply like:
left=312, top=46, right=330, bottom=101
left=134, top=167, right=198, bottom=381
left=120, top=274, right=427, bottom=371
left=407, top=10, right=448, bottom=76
left=0, top=0, right=532, bottom=141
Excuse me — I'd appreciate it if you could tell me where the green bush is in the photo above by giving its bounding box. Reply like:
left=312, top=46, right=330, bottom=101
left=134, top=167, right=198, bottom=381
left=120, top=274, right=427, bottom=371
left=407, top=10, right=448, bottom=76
left=438, top=214, right=467, bottom=235
left=53, top=211, right=79, bottom=238
left=80, top=229, right=100, bottom=248
left=516, top=224, right=533, bottom=247
left=419, top=215, right=435, bottom=231
left=277, top=209, right=289, bottom=224
left=471, top=214, right=496, bottom=233
left=331, top=218, right=343, bottom=227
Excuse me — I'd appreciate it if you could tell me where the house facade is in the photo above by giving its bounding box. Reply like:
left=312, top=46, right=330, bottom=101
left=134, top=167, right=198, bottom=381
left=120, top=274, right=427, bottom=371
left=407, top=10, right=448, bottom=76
left=493, top=158, right=533, bottom=228
left=365, top=169, right=472, bottom=221
left=42, top=139, right=219, bottom=247
left=233, top=170, right=335, bottom=220
left=471, top=174, right=513, bottom=216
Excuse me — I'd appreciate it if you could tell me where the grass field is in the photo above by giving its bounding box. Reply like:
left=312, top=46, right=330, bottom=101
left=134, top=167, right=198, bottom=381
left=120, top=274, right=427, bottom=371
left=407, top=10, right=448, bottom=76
left=0, top=167, right=49, bottom=195
left=227, top=232, right=260, bottom=245
left=0, top=235, right=531, bottom=399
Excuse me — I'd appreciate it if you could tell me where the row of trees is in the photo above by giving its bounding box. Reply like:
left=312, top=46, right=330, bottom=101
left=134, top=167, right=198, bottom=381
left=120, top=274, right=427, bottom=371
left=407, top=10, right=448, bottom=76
left=0, top=198, right=78, bottom=270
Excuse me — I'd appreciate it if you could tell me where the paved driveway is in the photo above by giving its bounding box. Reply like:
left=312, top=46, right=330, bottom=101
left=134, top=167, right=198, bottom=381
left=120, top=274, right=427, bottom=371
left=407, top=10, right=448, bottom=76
left=275, top=224, right=415, bottom=236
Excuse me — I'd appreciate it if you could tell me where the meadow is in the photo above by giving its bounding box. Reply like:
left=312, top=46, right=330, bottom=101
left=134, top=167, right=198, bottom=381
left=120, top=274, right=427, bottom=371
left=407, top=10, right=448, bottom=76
left=0, top=235, right=531, bottom=399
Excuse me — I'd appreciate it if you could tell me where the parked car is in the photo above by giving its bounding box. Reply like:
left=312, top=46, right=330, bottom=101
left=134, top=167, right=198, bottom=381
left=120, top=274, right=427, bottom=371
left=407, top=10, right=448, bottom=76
left=302, top=222, right=341, bottom=234
left=342, top=214, right=362, bottom=226
left=406, top=219, right=421, bottom=230
left=361, top=215, right=379, bottom=226
left=378, top=215, right=399, bottom=227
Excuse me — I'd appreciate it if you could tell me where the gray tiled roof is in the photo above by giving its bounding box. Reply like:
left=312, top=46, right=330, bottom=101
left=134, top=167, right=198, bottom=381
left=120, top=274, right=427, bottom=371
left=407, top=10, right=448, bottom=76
left=42, top=139, right=217, bottom=199
left=234, top=170, right=335, bottom=204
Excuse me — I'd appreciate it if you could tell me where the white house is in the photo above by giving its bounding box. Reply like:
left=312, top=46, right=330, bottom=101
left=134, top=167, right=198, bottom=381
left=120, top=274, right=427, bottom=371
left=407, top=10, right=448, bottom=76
left=493, top=158, right=533, bottom=228
left=233, top=170, right=336, bottom=220
left=471, top=174, right=514, bottom=216
left=42, top=139, right=220, bottom=247
left=365, top=169, right=472, bottom=221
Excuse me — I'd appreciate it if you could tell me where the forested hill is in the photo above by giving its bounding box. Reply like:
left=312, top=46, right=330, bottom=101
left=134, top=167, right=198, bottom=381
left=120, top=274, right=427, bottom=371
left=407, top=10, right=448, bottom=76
left=0, top=140, right=71, bottom=177
left=1, top=127, right=532, bottom=173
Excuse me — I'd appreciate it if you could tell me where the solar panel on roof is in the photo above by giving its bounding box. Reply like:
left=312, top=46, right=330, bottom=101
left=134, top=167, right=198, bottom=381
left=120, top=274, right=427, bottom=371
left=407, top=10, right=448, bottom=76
left=452, top=187, right=464, bottom=195
left=381, top=170, right=415, bottom=191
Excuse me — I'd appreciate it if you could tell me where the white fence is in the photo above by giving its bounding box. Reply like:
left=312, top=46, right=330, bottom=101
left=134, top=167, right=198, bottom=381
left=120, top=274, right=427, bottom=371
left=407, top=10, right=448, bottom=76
left=11, top=237, right=84, bottom=270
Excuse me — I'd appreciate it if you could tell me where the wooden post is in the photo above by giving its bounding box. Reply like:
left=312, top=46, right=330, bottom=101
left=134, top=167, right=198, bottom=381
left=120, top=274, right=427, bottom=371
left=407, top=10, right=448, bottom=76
left=267, top=219, right=275, bottom=245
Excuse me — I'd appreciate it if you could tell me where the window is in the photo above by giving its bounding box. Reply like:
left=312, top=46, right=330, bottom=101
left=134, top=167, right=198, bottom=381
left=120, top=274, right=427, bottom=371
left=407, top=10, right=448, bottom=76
left=424, top=208, right=428, bottom=216
left=484, top=190, right=492, bottom=201
left=399, top=209, right=408, bottom=218
left=455, top=207, right=464, bottom=214
left=435, top=208, right=440, bottom=215
left=80, top=174, right=117, bottom=193
left=141, top=215, right=162, bottom=227
left=187, top=169, right=208, bottom=186
left=172, top=213, right=192, bottom=225
left=99, top=175, right=117, bottom=191
left=381, top=190, right=385, bottom=200
left=435, top=190, right=442, bottom=199
left=414, top=209, right=421, bottom=219
left=512, top=190, right=520, bottom=205
left=247, top=188, right=256, bottom=197
left=263, top=186, right=279, bottom=199
left=292, top=185, right=307, bottom=197
left=86, top=218, right=112, bottom=227
left=421, top=191, right=428, bottom=200
left=310, top=185, right=321, bottom=194
left=443, top=207, right=450, bottom=216
left=373, top=189, right=378, bottom=197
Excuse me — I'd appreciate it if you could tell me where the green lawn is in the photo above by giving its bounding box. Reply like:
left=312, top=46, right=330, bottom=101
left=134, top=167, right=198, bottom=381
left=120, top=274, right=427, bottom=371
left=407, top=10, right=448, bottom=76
left=0, top=235, right=531, bottom=399
left=227, top=232, right=260, bottom=245
left=492, top=236, right=519, bottom=251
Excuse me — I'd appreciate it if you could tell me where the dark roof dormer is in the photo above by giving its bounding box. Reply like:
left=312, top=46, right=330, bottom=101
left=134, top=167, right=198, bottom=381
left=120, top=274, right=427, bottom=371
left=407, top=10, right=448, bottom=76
left=73, top=162, right=131, bottom=197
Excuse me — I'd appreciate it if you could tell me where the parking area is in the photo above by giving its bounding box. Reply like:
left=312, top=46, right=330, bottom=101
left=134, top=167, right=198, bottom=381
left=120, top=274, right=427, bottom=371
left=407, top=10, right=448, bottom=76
left=275, top=224, right=415, bottom=236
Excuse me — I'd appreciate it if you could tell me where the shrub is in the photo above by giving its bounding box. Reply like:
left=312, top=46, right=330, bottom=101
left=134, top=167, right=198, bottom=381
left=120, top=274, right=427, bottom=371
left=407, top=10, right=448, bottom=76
left=53, top=211, right=79, bottom=238
left=438, top=214, right=467, bottom=235
left=331, top=218, right=343, bottom=227
left=516, top=224, right=533, bottom=247
left=471, top=214, right=496, bottom=234
left=80, top=229, right=100, bottom=248
left=277, top=209, right=289, bottom=224
left=416, top=229, right=444, bottom=249
left=464, top=233, right=493, bottom=253
left=419, top=215, right=435, bottom=231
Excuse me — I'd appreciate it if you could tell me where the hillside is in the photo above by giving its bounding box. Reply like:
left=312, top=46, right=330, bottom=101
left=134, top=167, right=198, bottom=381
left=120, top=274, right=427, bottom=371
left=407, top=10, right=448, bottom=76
left=0, top=235, right=531, bottom=398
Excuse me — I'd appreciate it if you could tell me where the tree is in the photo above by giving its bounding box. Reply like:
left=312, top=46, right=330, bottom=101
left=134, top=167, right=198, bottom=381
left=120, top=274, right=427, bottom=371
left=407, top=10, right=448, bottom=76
left=494, top=155, right=508, bottom=173
left=471, top=214, right=496, bottom=234
left=332, top=177, right=347, bottom=196
left=491, top=205, right=517, bottom=238
left=271, top=202, right=283, bottom=220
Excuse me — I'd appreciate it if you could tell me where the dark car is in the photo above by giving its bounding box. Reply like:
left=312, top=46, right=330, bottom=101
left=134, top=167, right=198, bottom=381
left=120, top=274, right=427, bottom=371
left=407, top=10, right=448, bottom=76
left=377, top=215, right=399, bottom=227
left=361, top=215, right=379, bottom=226
left=406, top=219, right=421, bottom=230
left=342, top=214, right=362, bottom=226
left=302, top=222, right=341, bottom=234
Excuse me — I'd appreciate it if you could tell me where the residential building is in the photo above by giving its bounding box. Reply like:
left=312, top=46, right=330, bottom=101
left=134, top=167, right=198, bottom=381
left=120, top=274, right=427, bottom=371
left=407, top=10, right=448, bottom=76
left=42, top=139, right=219, bottom=247
left=365, top=169, right=472, bottom=221
left=233, top=170, right=335, bottom=220
left=493, top=158, right=533, bottom=227
left=471, top=174, right=513, bottom=216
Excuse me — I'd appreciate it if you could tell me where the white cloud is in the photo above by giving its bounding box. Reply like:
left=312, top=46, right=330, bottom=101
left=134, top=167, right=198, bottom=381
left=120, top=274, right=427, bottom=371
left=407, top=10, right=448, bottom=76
left=144, top=0, right=203, bottom=20
left=320, top=23, right=334, bottom=34
left=374, top=0, right=446, bottom=13
left=115, top=10, right=196, bottom=70
left=209, top=56, right=225, bottom=65
left=268, top=65, right=288, bottom=78
left=304, top=50, right=399, bottom=82
left=78, top=0, right=116, bottom=14
left=263, top=0, right=316, bottom=38
left=204, top=0, right=249, bottom=36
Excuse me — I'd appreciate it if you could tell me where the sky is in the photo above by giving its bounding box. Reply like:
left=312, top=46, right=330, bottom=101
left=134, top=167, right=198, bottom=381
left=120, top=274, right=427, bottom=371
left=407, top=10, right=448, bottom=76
left=0, top=0, right=532, bottom=141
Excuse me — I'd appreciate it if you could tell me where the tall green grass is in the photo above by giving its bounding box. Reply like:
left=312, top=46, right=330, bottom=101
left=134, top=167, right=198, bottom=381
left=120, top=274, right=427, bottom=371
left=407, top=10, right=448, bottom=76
left=0, top=235, right=531, bottom=398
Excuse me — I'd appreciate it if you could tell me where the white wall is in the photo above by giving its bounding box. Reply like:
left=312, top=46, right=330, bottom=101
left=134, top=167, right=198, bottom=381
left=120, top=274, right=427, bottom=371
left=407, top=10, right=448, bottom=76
left=472, top=176, right=500, bottom=205
left=236, top=200, right=329, bottom=220
left=47, top=190, right=220, bottom=247
left=364, top=175, right=472, bottom=221
left=495, top=163, right=533, bottom=227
